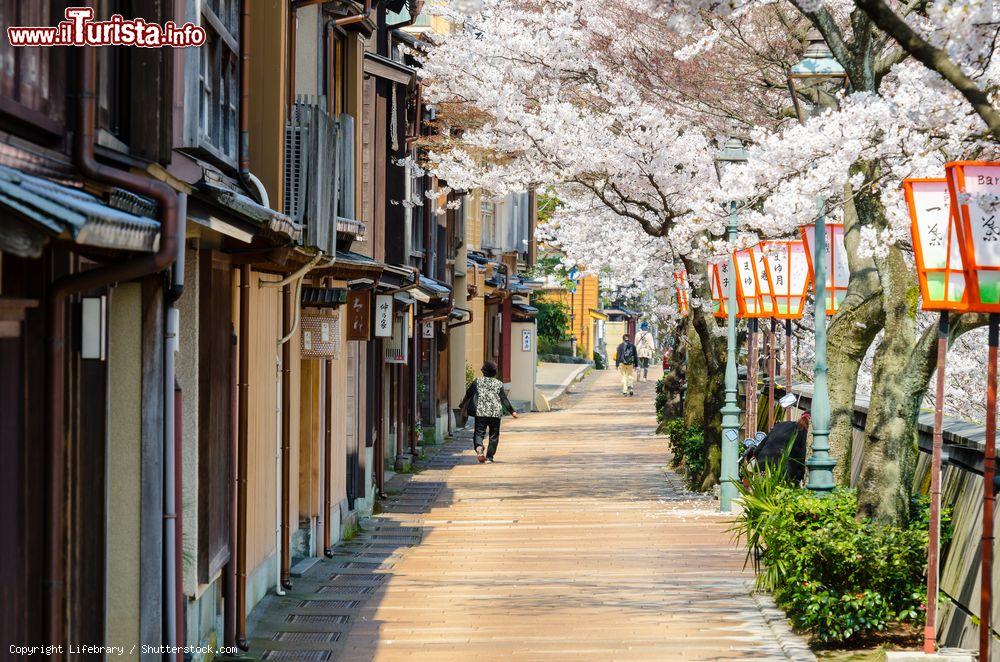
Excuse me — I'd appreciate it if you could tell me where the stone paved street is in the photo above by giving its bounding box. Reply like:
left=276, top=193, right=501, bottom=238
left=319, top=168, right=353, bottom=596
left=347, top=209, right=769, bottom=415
left=248, top=368, right=813, bottom=661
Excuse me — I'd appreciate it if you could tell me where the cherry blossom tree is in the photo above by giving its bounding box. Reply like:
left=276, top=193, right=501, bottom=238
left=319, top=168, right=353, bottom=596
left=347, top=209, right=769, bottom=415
left=422, top=0, right=997, bottom=523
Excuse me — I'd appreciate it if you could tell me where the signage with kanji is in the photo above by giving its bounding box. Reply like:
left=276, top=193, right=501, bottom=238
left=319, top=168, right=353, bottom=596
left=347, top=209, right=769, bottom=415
left=374, top=294, right=393, bottom=338
left=801, top=223, right=849, bottom=314
left=946, top=161, right=1000, bottom=311
left=346, top=290, right=371, bottom=341
left=422, top=320, right=435, bottom=339
left=903, top=178, right=968, bottom=311
left=761, top=240, right=811, bottom=319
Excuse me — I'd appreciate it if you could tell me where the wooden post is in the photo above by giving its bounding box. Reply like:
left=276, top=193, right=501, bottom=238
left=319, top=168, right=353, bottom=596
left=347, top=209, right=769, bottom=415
left=768, top=319, right=776, bottom=430
left=925, top=311, right=948, bottom=653
left=981, top=313, right=999, bottom=660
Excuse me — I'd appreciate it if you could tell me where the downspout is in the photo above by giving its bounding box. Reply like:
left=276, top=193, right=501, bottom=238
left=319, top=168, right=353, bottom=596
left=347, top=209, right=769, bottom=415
left=238, top=0, right=265, bottom=204
left=46, top=41, right=179, bottom=659
left=280, top=284, right=294, bottom=590
left=323, top=278, right=335, bottom=557
left=163, top=194, right=187, bottom=661
left=236, top=264, right=251, bottom=650
left=225, top=321, right=238, bottom=648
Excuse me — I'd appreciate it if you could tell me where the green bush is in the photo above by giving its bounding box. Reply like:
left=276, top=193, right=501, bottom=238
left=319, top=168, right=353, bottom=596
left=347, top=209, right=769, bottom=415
left=593, top=351, right=606, bottom=370
left=662, top=417, right=706, bottom=487
left=533, top=297, right=570, bottom=345
left=731, top=485, right=949, bottom=644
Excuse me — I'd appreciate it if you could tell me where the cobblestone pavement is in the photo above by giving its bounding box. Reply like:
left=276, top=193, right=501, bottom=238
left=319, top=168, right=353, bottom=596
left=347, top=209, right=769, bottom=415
left=247, top=368, right=814, bottom=661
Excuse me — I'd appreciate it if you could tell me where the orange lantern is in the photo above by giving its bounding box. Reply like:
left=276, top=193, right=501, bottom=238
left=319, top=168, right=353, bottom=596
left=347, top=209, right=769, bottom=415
left=903, top=177, right=969, bottom=312
left=945, top=161, right=1000, bottom=312
left=733, top=246, right=777, bottom=318
left=761, top=240, right=812, bottom=319
left=673, top=270, right=690, bottom=316
left=708, top=257, right=730, bottom=319
left=801, top=223, right=848, bottom=314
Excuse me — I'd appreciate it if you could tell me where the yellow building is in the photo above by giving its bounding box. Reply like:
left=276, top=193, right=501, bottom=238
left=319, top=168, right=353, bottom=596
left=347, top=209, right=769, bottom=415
left=537, top=273, right=600, bottom=359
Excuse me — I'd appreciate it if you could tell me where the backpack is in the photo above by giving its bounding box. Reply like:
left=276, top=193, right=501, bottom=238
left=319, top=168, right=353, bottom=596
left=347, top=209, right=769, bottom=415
left=619, top=343, right=636, bottom=364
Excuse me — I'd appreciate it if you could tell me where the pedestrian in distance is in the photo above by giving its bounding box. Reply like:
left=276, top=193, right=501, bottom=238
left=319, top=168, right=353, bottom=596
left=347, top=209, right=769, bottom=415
left=458, top=360, right=519, bottom=463
left=635, top=321, right=656, bottom=382
left=615, top=334, right=639, bottom=396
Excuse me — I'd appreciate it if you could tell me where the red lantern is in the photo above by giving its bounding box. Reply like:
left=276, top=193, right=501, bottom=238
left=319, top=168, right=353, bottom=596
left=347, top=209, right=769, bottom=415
left=761, top=240, right=811, bottom=319
left=801, top=223, right=848, bottom=314
left=945, top=161, right=1000, bottom=313
left=903, top=177, right=968, bottom=312
left=673, top=270, right=690, bottom=316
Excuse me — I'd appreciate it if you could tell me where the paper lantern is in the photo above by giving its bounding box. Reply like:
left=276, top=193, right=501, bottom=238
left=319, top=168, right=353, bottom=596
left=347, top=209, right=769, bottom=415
left=708, top=257, right=731, bottom=319
left=903, top=177, right=968, bottom=312
left=801, top=223, right=848, bottom=314
left=673, top=270, right=690, bottom=316
left=733, top=246, right=776, bottom=318
left=761, top=240, right=812, bottom=319
left=945, top=161, right=1000, bottom=312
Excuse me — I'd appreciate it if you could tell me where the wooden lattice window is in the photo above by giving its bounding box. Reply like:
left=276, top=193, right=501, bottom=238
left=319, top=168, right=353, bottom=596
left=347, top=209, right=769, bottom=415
left=198, top=0, right=239, bottom=165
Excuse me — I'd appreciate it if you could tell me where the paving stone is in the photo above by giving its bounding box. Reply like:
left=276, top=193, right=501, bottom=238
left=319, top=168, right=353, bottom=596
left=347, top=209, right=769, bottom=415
left=249, top=369, right=813, bottom=661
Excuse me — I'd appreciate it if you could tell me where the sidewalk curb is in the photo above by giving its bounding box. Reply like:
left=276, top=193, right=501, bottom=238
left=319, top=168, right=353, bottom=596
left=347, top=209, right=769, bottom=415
left=747, top=583, right=816, bottom=661
left=546, top=363, right=590, bottom=402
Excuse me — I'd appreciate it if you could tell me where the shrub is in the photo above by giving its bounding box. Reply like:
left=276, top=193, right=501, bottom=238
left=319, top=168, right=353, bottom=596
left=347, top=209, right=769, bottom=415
left=731, top=485, right=949, bottom=644
left=533, top=297, right=570, bottom=345
left=593, top=351, right=606, bottom=370
left=662, top=417, right=706, bottom=487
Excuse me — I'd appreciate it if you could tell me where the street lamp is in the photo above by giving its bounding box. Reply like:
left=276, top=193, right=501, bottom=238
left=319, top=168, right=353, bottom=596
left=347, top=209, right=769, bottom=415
left=944, top=161, right=1000, bottom=660
left=708, top=258, right=730, bottom=319
left=787, top=30, right=846, bottom=494
left=903, top=176, right=969, bottom=655
left=715, top=137, right=749, bottom=512
left=761, top=240, right=812, bottom=421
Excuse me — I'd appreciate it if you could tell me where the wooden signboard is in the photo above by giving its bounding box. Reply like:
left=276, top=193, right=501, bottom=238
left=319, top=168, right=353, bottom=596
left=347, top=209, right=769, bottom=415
left=346, top=290, right=371, bottom=341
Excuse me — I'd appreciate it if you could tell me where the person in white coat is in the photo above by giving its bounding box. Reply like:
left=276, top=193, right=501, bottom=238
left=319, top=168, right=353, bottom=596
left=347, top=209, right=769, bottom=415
left=635, top=321, right=656, bottom=382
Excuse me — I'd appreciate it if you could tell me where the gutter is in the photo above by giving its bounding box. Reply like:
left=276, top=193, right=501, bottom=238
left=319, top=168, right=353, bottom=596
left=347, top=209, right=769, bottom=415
left=46, top=40, right=180, bottom=661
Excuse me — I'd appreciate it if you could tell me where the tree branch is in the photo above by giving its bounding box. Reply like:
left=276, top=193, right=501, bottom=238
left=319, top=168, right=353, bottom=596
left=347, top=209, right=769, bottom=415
left=852, top=0, right=1000, bottom=142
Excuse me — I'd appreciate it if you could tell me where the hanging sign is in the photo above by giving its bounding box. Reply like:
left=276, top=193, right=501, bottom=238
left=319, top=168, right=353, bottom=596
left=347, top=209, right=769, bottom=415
left=301, top=311, right=341, bottom=359
left=903, top=178, right=968, bottom=311
left=422, top=320, right=435, bottom=339
left=374, top=294, right=394, bottom=337
left=346, top=290, right=371, bottom=341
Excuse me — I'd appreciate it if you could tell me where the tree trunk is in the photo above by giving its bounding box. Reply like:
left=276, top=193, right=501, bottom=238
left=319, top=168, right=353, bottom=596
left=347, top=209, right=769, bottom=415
left=857, top=245, right=919, bottom=524
left=826, top=178, right=884, bottom=483
left=682, top=257, right=727, bottom=490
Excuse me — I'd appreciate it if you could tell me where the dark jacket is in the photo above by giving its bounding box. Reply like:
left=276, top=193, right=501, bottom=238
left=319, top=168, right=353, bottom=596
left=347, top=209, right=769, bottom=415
left=745, top=419, right=809, bottom=485
left=615, top=341, right=639, bottom=368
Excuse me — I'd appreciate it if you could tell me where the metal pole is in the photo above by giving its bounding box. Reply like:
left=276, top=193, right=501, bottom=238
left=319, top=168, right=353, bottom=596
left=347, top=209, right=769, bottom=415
left=981, top=313, right=999, bottom=660
left=785, top=319, right=793, bottom=422
left=747, top=318, right=759, bottom=439
left=925, top=311, right=949, bottom=654
left=768, top=319, right=776, bottom=430
left=806, top=198, right=836, bottom=492
left=720, top=203, right=742, bottom=512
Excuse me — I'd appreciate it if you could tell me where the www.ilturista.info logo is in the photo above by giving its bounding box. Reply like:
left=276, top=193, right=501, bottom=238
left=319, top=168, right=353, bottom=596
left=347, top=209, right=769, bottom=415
left=7, top=7, right=206, bottom=48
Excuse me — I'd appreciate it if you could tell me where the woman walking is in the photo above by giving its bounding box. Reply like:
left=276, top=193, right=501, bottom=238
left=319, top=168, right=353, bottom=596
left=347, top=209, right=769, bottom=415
left=459, top=361, right=519, bottom=463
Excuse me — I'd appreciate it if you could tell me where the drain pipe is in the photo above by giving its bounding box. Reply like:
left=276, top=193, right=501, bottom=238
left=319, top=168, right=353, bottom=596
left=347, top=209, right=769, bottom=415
left=323, top=279, right=335, bottom=557
left=225, top=319, right=238, bottom=649
left=236, top=264, right=251, bottom=648
left=45, top=40, right=180, bottom=659
left=163, top=194, right=187, bottom=661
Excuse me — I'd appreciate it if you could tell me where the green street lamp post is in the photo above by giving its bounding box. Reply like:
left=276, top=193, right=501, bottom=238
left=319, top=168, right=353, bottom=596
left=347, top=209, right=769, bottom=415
left=715, top=138, right=749, bottom=512
left=787, top=29, right=847, bottom=493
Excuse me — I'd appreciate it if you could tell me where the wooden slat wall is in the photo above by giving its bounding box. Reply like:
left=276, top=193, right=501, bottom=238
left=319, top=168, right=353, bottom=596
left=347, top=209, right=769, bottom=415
left=246, top=273, right=280, bottom=572
left=328, top=313, right=349, bottom=514
left=298, top=360, right=322, bottom=520
left=466, top=297, right=486, bottom=371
